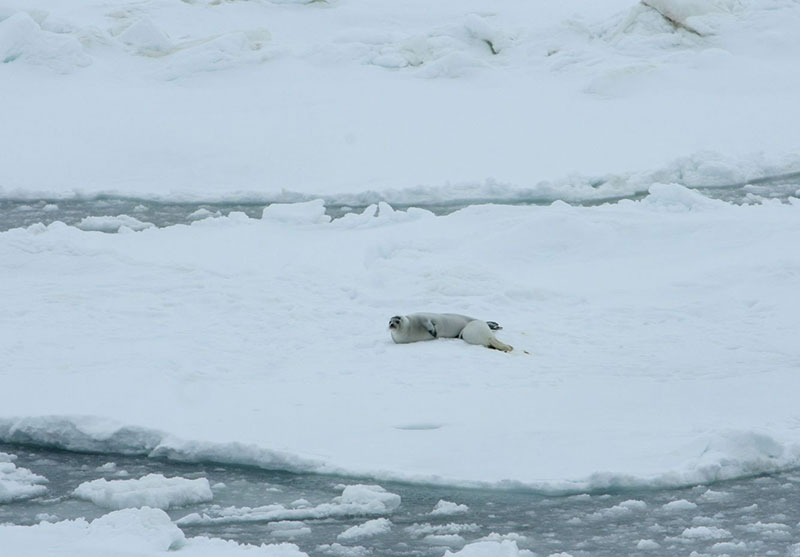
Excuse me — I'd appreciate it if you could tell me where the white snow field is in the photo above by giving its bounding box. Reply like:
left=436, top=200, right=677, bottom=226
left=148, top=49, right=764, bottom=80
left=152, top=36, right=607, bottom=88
left=0, top=0, right=799, bottom=202
left=2, top=187, right=800, bottom=490
left=5, top=1, right=800, bottom=555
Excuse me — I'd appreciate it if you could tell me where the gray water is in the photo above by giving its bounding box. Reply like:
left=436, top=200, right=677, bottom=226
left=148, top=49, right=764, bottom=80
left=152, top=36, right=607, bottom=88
left=2, top=443, right=799, bottom=556
left=1, top=173, right=798, bottom=233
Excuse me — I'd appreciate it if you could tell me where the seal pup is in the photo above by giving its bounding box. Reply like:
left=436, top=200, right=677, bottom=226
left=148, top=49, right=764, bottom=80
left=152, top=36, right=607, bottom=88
left=388, top=313, right=512, bottom=352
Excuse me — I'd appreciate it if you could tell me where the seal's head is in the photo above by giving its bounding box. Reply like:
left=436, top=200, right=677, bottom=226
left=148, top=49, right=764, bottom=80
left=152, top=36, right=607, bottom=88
left=388, top=315, right=403, bottom=330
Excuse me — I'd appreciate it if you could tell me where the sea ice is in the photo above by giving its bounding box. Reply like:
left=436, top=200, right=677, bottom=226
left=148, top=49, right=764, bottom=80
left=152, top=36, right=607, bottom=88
left=444, top=540, right=533, bottom=556
left=336, top=517, right=391, bottom=540
left=424, top=533, right=466, bottom=547
left=0, top=507, right=307, bottom=556
left=662, top=499, right=698, bottom=512
left=177, top=484, right=400, bottom=526
left=0, top=454, right=47, bottom=503
left=680, top=526, right=731, bottom=540
left=76, top=215, right=155, bottom=233
left=430, top=499, right=469, bottom=516
left=405, top=523, right=480, bottom=537
left=73, top=473, right=213, bottom=510
left=316, top=544, right=370, bottom=557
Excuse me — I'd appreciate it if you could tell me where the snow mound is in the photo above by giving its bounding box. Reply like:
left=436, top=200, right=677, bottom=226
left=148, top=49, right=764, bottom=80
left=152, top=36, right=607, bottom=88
left=424, top=534, right=465, bottom=547
left=188, top=208, right=221, bottom=221
left=337, top=517, right=391, bottom=540
left=430, top=499, right=469, bottom=516
left=89, top=507, right=186, bottom=550
left=662, top=499, right=698, bottom=512
left=262, top=199, right=330, bottom=225
left=76, top=215, right=155, bottom=232
left=268, top=521, right=312, bottom=539
left=444, top=540, right=530, bottom=557
left=177, top=484, right=400, bottom=526
left=0, top=507, right=307, bottom=556
left=0, top=453, right=48, bottom=503
left=680, top=525, right=731, bottom=539
left=160, top=29, right=273, bottom=80
left=641, top=183, right=726, bottom=211
left=337, top=484, right=401, bottom=512
left=116, top=18, right=173, bottom=55
left=73, top=473, right=213, bottom=510
left=406, top=523, right=481, bottom=537
left=0, top=12, right=90, bottom=72
left=339, top=15, right=513, bottom=77
left=316, top=544, right=370, bottom=557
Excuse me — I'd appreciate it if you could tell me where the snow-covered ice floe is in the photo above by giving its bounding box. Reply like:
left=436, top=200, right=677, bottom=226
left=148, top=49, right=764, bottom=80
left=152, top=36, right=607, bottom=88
left=1, top=1, right=800, bottom=200
left=73, top=473, right=213, bottom=510
left=2, top=185, right=800, bottom=492
left=0, top=507, right=307, bottom=557
left=0, top=452, right=48, bottom=503
left=177, top=484, right=400, bottom=526
left=444, top=539, right=533, bottom=557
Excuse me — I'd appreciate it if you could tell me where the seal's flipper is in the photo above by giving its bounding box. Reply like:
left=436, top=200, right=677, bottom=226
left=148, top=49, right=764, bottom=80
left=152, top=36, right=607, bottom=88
left=488, top=337, right=513, bottom=352
left=459, top=320, right=512, bottom=352
left=424, top=319, right=438, bottom=338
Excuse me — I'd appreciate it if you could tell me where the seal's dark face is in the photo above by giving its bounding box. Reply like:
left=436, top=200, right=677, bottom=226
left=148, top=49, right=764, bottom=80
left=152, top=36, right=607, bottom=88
left=388, top=316, right=402, bottom=330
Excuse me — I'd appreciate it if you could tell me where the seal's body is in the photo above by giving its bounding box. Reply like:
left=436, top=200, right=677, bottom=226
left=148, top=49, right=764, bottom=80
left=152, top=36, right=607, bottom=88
left=388, top=313, right=512, bottom=352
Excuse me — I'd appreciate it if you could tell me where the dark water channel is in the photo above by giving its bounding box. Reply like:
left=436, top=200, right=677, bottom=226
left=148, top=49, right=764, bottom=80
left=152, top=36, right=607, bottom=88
left=2, top=443, right=799, bottom=556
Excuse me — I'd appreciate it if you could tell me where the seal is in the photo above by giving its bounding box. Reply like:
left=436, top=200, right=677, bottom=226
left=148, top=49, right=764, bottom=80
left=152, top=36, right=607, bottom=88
left=388, top=313, right=512, bottom=352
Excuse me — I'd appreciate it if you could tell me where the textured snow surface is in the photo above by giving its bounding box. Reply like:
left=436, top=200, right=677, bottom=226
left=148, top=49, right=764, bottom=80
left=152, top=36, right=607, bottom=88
left=0, top=507, right=307, bottom=557
left=1, top=0, right=799, bottom=201
left=73, top=473, right=213, bottom=510
left=2, top=190, right=800, bottom=489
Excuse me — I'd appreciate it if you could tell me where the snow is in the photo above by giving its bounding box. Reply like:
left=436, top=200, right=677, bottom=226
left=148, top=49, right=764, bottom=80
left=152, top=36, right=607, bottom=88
left=680, top=526, right=731, bottom=540
left=0, top=453, right=48, bottom=503
left=710, top=541, right=747, bottom=553
left=0, top=507, right=307, bottom=557
left=2, top=0, right=800, bottom=512
left=316, top=544, right=370, bottom=557
left=424, top=534, right=466, bottom=547
left=72, top=473, right=213, bottom=510
left=662, top=499, right=698, bottom=512
left=444, top=540, right=532, bottom=557
left=1, top=1, right=799, bottom=201
left=430, top=499, right=469, bottom=516
left=76, top=215, right=155, bottom=232
left=2, top=189, right=800, bottom=490
left=336, top=518, right=391, bottom=541
left=589, top=500, right=647, bottom=520
left=406, top=523, right=481, bottom=537
left=176, top=484, right=400, bottom=526
left=267, top=521, right=312, bottom=540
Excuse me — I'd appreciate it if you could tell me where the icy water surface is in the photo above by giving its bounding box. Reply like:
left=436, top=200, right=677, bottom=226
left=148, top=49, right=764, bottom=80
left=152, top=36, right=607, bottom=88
left=1, top=173, right=798, bottom=232
left=2, top=443, right=800, bottom=556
